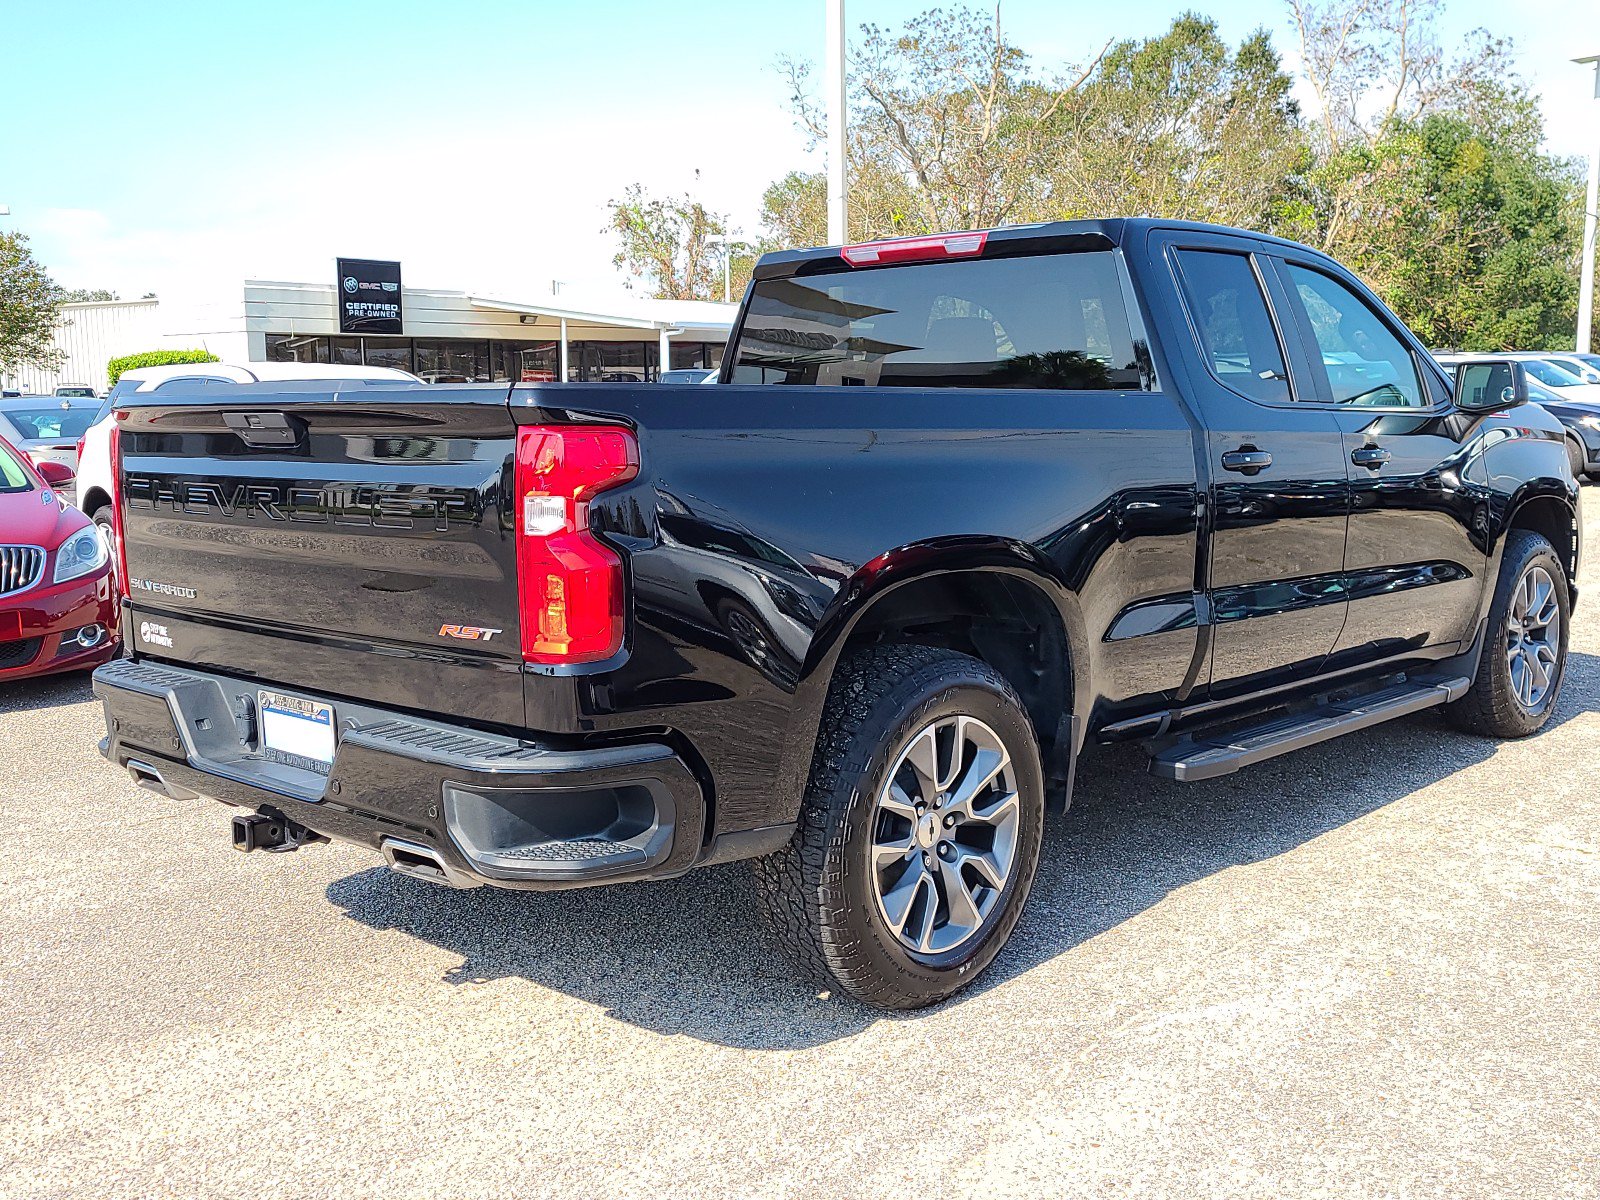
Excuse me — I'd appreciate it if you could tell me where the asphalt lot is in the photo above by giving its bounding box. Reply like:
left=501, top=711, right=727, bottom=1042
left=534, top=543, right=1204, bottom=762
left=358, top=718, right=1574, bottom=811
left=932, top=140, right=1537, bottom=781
left=3, top=502, right=1598, bottom=1200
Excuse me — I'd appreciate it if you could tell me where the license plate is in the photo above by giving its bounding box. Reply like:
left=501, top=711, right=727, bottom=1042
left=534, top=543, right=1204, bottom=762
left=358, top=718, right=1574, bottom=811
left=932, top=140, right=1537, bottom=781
left=258, top=690, right=336, bottom=770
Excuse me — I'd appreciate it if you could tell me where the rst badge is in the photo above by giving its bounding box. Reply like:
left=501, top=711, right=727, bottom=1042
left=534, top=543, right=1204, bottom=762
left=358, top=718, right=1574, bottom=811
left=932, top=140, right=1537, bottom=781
left=438, top=623, right=502, bottom=643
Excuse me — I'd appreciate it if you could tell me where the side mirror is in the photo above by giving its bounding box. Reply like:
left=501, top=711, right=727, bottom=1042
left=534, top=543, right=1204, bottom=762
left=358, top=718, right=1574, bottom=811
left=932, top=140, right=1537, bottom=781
left=1454, top=359, right=1529, bottom=415
left=35, top=460, right=76, bottom=487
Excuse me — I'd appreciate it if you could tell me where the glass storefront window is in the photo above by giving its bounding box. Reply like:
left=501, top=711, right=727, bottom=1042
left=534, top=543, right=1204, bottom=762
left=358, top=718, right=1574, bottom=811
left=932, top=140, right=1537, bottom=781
left=363, top=339, right=414, bottom=374
left=444, top=340, right=490, bottom=382
left=266, top=334, right=330, bottom=363
left=262, top=334, right=723, bottom=382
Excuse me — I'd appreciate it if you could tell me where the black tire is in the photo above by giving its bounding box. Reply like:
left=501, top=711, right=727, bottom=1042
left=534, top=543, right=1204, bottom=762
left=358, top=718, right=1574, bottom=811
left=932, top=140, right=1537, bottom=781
left=91, top=506, right=127, bottom=658
left=1566, top=436, right=1585, bottom=481
left=753, top=644, right=1045, bottom=1009
left=1445, top=529, right=1570, bottom=738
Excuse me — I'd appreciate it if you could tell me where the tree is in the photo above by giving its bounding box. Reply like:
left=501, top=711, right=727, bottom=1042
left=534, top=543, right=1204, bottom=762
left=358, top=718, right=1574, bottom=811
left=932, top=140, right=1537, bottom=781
left=1041, top=16, right=1306, bottom=232
left=1286, top=0, right=1584, bottom=348
left=780, top=5, right=1104, bottom=237
left=773, top=7, right=1300, bottom=239
left=0, top=231, right=65, bottom=377
left=606, top=184, right=733, bottom=301
left=62, top=288, right=119, bottom=303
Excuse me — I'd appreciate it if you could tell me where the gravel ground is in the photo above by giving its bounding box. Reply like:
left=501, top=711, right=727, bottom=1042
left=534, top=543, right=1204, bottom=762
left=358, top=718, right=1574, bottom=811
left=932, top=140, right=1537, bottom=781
left=2, top=500, right=1598, bottom=1200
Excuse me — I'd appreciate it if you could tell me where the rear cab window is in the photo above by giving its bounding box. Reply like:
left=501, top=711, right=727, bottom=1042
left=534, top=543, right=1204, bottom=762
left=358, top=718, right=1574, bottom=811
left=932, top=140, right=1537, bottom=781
left=1172, top=249, right=1292, bottom=404
left=729, top=250, right=1151, bottom=390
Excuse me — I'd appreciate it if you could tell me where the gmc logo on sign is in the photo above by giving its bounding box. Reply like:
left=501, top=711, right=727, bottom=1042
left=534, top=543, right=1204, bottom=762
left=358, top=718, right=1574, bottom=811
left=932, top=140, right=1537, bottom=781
left=439, top=624, right=503, bottom=643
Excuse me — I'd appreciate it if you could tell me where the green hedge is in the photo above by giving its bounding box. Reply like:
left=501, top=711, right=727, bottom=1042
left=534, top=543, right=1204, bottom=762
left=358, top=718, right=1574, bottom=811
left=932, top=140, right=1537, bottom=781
left=106, top=349, right=220, bottom=386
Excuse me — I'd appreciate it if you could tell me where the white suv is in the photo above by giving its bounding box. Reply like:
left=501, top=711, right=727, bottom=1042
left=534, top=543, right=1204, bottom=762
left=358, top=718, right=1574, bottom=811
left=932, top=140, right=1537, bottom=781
left=74, top=361, right=422, bottom=544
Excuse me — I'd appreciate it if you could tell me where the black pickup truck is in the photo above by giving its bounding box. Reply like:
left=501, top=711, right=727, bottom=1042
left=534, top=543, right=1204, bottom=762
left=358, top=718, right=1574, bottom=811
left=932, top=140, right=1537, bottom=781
left=94, top=219, right=1579, bottom=1009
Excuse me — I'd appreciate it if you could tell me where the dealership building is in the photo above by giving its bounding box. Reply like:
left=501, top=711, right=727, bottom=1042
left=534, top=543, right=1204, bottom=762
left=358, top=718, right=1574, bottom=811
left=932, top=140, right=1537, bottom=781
left=5, top=270, right=738, bottom=393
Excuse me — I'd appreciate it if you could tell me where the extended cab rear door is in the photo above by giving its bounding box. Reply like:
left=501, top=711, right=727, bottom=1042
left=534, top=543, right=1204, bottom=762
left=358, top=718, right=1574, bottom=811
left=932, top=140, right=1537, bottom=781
left=1145, top=228, right=1352, bottom=700
left=1261, top=252, right=1488, bottom=665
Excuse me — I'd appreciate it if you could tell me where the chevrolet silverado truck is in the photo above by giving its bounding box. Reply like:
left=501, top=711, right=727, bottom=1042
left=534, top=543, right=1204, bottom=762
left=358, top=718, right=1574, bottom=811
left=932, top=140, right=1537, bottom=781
left=93, top=219, right=1579, bottom=1009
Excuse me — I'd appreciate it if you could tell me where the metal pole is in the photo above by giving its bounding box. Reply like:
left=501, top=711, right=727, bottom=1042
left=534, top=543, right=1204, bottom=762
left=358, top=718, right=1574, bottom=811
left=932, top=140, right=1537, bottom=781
left=559, top=317, right=570, bottom=382
left=1577, top=56, right=1600, bottom=354
left=659, top=327, right=672, bottom=380
left=825, top=0, right=847, bottom=245
left=723, top=250, right=731, bottom=305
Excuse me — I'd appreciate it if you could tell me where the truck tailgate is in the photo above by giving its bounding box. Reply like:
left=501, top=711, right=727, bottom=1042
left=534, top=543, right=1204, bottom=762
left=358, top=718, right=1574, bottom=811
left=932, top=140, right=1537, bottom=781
left=117, top=387, right=525, bottom=728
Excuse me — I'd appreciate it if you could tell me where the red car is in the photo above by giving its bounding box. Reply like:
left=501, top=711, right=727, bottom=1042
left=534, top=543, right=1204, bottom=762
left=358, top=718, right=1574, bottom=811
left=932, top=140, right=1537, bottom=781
left=0, top=434, right=118, bottom=681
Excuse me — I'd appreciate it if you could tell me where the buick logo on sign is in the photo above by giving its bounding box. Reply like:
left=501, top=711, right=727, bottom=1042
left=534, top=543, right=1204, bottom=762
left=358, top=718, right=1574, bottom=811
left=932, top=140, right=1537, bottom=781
left=336, top=257, right=403, bottom=335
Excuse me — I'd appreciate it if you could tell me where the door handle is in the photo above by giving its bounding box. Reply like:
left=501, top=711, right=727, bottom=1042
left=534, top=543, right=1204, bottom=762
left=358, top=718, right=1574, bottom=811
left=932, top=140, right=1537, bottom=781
left=1351, top=445, right=1391, bottom=469
left=1221, top=448, right=1273, bottom=475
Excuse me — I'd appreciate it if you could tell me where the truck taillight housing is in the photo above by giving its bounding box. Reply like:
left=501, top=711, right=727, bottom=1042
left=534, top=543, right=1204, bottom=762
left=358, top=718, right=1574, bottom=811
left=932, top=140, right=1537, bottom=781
left=109, top=414, right=129, bottom=600
left=514, top=424, right=638, bottom=665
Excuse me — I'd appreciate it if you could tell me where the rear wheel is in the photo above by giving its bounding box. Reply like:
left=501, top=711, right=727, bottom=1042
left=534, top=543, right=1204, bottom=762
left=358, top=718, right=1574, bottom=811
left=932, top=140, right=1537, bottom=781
left=1566, top=436, right=1586, bottom=481
left=1445, top=530, right=1569, bottom=738
left=753, top=644, right=1045, bottom=1009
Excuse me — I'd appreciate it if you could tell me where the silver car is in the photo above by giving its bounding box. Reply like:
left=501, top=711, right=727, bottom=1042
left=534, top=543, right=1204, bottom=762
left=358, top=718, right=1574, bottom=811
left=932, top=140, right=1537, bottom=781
left=0, top=395, right=102, bottom=473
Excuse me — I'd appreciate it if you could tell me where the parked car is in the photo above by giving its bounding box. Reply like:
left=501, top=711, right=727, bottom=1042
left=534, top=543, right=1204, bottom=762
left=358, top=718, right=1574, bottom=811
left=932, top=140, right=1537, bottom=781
left=94, top=219, right=1578, bottom=1009
left=1505, top=355, right=1600, bottom=403
left=1512, top=352, right=1600, bottom=386
left=0, top=394, right=102, bottom=475
left=53, top=385, right=99, bottom=398
left=73, top=361, right=423, bottom=562
left=1437, top=354, right=1600, bottom=481
left=0, top=436, right=117, bottom=682
left=659, top=368, right=715, bottom=385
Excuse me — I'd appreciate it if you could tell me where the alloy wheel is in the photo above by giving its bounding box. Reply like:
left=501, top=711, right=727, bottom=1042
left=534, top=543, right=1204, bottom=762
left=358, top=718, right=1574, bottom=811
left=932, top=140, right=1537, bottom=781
left=1506, top=563, right=1561, bottom=710
left=869, top=714, right=1020, bottom=956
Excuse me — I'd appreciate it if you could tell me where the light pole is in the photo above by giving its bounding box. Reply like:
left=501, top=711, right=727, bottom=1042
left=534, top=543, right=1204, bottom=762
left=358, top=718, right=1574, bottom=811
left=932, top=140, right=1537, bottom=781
left=705, top=234, right=746, bottom=304
left=1577, top=54, right=1600, bottom=354
left=825, top=0, right=847, bottom=245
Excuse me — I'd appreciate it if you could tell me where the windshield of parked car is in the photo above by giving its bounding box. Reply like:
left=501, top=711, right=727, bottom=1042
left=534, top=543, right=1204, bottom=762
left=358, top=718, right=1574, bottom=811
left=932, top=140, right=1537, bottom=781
left=0, top=405, right=99, bottom=440
left=730, top=250, right=1148, bottom=389
left=0, top=441, right=33, bottom=493
left=1522, top=359, right=1586, bottom=389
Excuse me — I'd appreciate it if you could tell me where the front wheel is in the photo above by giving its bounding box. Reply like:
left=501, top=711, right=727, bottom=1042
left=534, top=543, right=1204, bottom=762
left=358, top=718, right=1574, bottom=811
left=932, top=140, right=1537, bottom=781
left=753, top=644, right=1045, bottom=1009
left=1445, top=529, right=1570, bottom=738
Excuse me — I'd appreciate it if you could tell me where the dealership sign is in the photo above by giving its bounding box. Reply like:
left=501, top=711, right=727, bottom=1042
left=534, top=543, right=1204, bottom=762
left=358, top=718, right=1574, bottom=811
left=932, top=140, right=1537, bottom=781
left=336, top=258, right=403, bottom=334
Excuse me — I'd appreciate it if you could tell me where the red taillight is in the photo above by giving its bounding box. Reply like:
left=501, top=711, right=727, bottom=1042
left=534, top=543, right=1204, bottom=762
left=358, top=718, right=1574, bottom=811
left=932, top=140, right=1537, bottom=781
left=514, top=424, right=638, bottom=664
left=840, top=230, right=989, bottom=267
left=75, top=435, right=86, bottom=463
left=110, top=413, right=129, bottom=600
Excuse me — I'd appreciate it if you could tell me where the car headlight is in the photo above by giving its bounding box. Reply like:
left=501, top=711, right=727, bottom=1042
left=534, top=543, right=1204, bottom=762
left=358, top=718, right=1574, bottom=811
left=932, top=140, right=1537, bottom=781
left=52, top=525, right=109, bottom=584
left=1579, top=415, right=1600, bottom=429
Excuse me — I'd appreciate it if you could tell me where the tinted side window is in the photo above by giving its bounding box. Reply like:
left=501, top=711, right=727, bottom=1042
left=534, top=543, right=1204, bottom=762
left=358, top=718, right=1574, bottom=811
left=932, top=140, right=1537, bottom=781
left=730, top=251, right=1148, bottom=390
left=1173, top=249, right=1290, bottom=404
left=1283, top=264, right=1425, bottom=408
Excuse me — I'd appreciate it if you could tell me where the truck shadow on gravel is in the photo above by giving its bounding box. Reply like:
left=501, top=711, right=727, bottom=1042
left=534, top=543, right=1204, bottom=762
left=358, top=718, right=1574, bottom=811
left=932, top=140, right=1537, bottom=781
left=327, top=651, right=1598, bottom=1050
left=0, top=672, right=96, bottom=715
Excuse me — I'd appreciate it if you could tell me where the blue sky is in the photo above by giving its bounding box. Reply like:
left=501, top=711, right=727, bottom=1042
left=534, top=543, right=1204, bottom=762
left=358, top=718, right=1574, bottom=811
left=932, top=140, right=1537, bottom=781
left=3, top=0, right=1594, bottom=301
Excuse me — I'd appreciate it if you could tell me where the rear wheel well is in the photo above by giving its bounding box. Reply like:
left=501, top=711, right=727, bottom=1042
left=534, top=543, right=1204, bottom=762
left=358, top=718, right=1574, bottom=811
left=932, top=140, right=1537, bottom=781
left=838, top=572, right=1072, bottom=794
left=80, top=487, right=112, bottom=517
left=1507, top=496, right=1577, bottom=590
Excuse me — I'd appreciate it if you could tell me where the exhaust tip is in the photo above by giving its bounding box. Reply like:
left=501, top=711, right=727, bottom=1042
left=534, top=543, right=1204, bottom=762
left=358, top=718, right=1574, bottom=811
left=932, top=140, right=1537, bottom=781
left=379, top=838, right=479, bottom=889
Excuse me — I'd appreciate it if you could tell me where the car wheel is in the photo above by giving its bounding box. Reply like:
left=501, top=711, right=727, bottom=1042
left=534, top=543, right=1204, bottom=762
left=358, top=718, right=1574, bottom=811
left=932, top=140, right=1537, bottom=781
left=1566, top=436, right=1585, bottom=481
left=92, top=507, right=117, bottom=573
left=753, top=644, right=1045, bottom=1009
left=91, top=506, right=126, bottom=656
left=1445, top=529, right=1570, bottom=738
